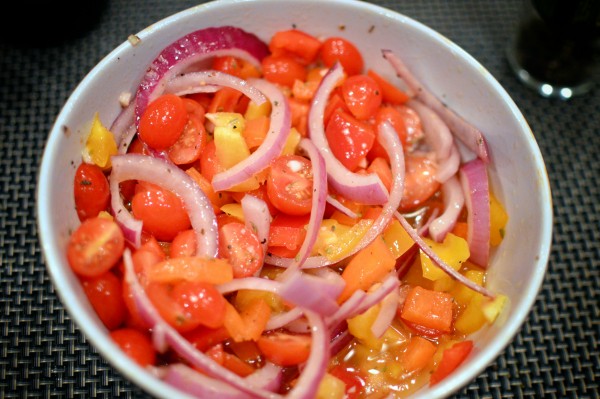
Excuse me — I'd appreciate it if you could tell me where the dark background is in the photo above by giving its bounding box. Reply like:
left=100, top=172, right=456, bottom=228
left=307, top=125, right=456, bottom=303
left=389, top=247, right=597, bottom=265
left=0, top=0, right=598, bottom=398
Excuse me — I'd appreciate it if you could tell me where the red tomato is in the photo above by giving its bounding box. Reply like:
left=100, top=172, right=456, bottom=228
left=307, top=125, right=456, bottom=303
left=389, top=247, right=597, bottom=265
left=199, top=140, right=225, bottom=183
left=341, top=74, right=382, bottom=120
left=211, top=56, right=260, bottom=80
left=167, top=114, right=207, bottom=165
left=184, top=325, right=230, bottom=352
left=73, top=162, right=110, bottom=221
left=170, top=229, right=196, bottom=258
left=266, top=155, right=314, bottom=215
left=430, top=340, right=474, bottom=385
left=268, top=29, right=322, bottom=65
left=367, top=69, right=410, bottom=104
left=81, top=271, right=126, bottom=330
left=182, top=98, right=206, bottom=122
left=402, top=319, right=446, bottom=339
left=256, top=333, right=311, bottom=366
left=261, top=55, right=307, bottom=88
left=218, top=222, right=264, bottom=278
left=328, top=365, right=366, bottom=399
left=267, top=214, right=310, bottom=258
left=67, top=217, right=125, bottom=278
left=131, top=182, right=191, bottom=242
left=320, top=37, right=364, bottom=76
left=138, top=94, right=188, bottom=150
left=324, top=92, right=350, bottom=126
left=376, top=105, right=424, bottom=148
left=230, top=184, right=278, bottom=217
left=400, top=154, right=441, bottom=211
left=110, top=328, right=156, bottom=367
left=146, top=280, right=227, bottom=332
left=325, top=109, right=375, bottom=171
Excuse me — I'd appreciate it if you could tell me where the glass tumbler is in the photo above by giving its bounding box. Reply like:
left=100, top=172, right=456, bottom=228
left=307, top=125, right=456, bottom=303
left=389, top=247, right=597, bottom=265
left=506, top=0, right=600, bottom=99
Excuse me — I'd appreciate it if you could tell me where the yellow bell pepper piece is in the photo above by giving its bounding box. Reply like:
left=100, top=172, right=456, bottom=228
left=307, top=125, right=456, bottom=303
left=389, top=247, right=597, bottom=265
left=320, top=219, right=373, bottom=261
left=244, top=100, right=271, bottom=120
left=311, top=219, right=350, bottom=256
left=347, top=306, right=406, bottom=351
left=420, top=233, right=470, bottom=281
left=382, top=219, right=414, bottom=259
left=316, top=373, right=346, bottom=399
left=281, top=127, right=302, bottom=156
left=219, top=203, right=245, bottom=222
left=451, top=269, right=485, bottom=306
left=482, top=293, right=508, bottom=323
left=490, top=193, right=508, bottom=246
left=454, top=293, right=487, bottom=334
left=84, top=112, right=117, bottom=169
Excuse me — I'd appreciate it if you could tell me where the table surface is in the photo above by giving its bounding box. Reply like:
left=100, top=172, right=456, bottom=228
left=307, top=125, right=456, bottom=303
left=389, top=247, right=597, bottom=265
left=1, top=0, right=598, bottom=398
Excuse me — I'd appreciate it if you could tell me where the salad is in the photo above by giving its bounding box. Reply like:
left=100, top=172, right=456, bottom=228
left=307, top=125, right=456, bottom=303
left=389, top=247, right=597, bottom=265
left=67, top=25, right=509, bottom=398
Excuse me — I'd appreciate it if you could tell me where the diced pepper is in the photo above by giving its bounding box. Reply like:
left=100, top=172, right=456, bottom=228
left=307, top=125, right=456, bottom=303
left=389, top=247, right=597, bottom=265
left=84, top=112, right=118, bottom=169
left=281, top=127, right=302, bottom=155
left=454, top=294, right=486, bottom=334
left=321, top=218, right=373, bottom=262
left=430, top=340, right=474, bottom=385
left=489, top=193, right=508, bottom=246
left=316, top=373, right=346, bottom=399
left=220, top=203, right=245, bottom=222
left=382, top=219, right=415, bottom=259
left=402, top=336, right=437, bottom=373
left=420, top=233, right=470, bottom=281
left=400, top=286, right=454, bottom=332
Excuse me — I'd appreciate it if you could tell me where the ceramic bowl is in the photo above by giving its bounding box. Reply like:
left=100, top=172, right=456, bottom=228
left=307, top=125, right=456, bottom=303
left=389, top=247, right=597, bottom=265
left=37, top=0, right=553, bottom=397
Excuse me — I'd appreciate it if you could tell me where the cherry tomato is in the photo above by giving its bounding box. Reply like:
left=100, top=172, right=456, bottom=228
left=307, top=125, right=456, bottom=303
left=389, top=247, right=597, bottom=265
left=211, top=56, right=261, bottom=80
left=341, top=74, right=382, bottom=120
left=81, top=271, right=126, bottom=330
left=430, top=340, right=474, bottom=385
left=402, top=319, right=446, bottom=339
left=325, top=109, right=375, bottom=171
left=67, top=217, right=125, bottom=278
left=266, top=155, right=314, bottom=215
left=267, top=214, right=310, bottom=258
left=268, top=29, right=322, bottom=65
left=73, top=162, right=110, bottom=221
left=167, top=114, right=207, bottom=165
left=184, top=325, right=230, bottom=352
left=218, top=222, right=264, bottom=278
left=138, top=94, right=188, bottom=150
left=328, top=365, right=366, bottom=399
left=261, top=55, right=307, bottom=88
left=146, top=280, right=226, bottom=332
left=182, top=98, right=206, bottom=122
left=400, top=154, right=441, bottom=211
left=131, top=182, right=191, bottom=242
left=324, top=91, right=350, bottom=126
left=256, top=333, right=311, bottom=366
left=110, top=328, right=157, bottom=367
left=199, top=140, right=225, bottom=183
left=170, top=229, right=196, bottom=258
left=320, top=37, right=364, bottom=76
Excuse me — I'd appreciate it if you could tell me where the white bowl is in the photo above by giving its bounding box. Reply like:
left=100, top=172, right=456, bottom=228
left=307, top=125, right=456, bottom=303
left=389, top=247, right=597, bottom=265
left=37, top=0, right=553, bottom=398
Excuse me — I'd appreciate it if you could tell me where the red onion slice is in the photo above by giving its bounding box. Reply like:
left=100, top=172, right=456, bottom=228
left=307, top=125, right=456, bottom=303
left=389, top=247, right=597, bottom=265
left=265, top=307, right=304, bottom=331
left=211, top=78, right=290, bottom=192
left=382, top=49, right=490, bottom=163
left=435, top=143, right=461, bottom=183
left=308, top=62, right=388, bottom=205
left=326, top=195, right=359, bottom=219
left=110, top=154, right=218, bottom=257
left=135, top=26, right=269, bottom=125
left=394, top=212, right=495, bottom=298
left=408, top=99, right=453, bottom=161
left=429, top=176, right=465, bottom=242
left=370, top=281, right=400, bottom=338
left=110, top=102, right=136, bottom=154
left=279, top=272, right=343, bottom=317
left=241, top=194, right=271, bottom=256
left=165, top=70, right=267, bottom=105
left=459, top=158, right=491, bottom=267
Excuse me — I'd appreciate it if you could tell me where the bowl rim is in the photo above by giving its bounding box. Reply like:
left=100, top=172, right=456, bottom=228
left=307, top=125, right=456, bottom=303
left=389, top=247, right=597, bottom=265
left=36, top=0, right=553, bottom=398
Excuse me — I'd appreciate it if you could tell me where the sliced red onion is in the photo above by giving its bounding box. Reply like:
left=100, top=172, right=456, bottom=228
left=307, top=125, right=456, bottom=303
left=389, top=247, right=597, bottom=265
left=429, top=176, right=465, bottom=242
left=279, top=272, right=343, bottom=317
left=135, top=26, right=269, bottom=125
left=211, top=78, right=290, bottom=192
left=459, top=158, right=491, bottom=267
left=417, top=207, right=439, bottom=237
left=370, top=281, right=400, bottom=338
left=408, top=99, right=453, bottom=161
left=308, top=62, right=388, bottom=205
left=435, top=143, right=461, bottom=183
left=394, top=211, right=495, bottom=298
left=165, top=70, right=267, bottom=105
left=265, top=307, right=304, bottom=331
left=110, top=154, right=218, bottom=257
left=326, top=195, right=359, bottom=219
left=382, top=49, right=490, bottom=163
left=241, top=194, right=271, bottom=256
left=122, top=250, right=280, bottom=399
left=217, top=276, right=281, bottom=296
left=329, top=329, right=352, bottom=357
left=110, top=102, right=136, bottom=154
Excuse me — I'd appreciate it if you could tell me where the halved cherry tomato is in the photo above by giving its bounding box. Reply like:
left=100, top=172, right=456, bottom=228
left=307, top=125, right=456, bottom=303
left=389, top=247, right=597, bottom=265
left=267, top=214, right=310, bottom=258
left=325, top=109, right=375, bottom=171
left=199, top=140, right=225, bottom=183
left=81, top=271, right=126, bottom=330
left=375, top=105, right=424, bottom=149
left=401, top=319, right=446, bottom=339
left=430, top=340, right=474, bottom=385
left=320, top=37, right=364, bottom=76
left=208, top=87, right=244, bottom=113
left=324, top=92, right=350, bottom=126
left=328, top=365, right=366, bottom=399
left=256, top=333, right=311, bottom=366
left=146, top=280, right=227, bottom=332
left=184, top=325, right=230, bottom=351
left=73, top=162, right=110, bottom=221
left=367, top=69, right=410, bottom=104
left=212, top=56, right=261, bottom=80
left=366, top=157, right=393, bottom=193
left=400, top=154, right=441, bottom=211
left=182, top=98, right=206, bottom=122
left=341, top=74, right=382, bottom=120
left=266, top=155, right=313, bottom=215
left=167, top=114, right=207, bottom=165
left=268, top=29, right=322, bottom=65
left=170, top=229, right=196, bottom=258
left=261, top=55, right=307, bottom=88
left=110, top=327, right=156, bottom=367
left=67, top=217, right=125, bottom=277
left=131, top=182, right=191, bottom=242
left=138, top=94, right=188, bottom=150
left=218, top=222, right=264, bottom=278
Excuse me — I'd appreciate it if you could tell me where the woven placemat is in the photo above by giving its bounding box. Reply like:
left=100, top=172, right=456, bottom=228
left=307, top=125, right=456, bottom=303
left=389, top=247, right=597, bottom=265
left=1, top=0, right=598, bottom=397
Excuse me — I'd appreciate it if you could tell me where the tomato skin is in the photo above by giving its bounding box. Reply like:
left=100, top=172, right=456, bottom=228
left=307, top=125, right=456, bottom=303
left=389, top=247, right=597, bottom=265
left=110, top=328, right=157, bottom=367
left=341, top=74, right=382, bottom=120
left=320, top=37, right=364, bottom=76
left=268, top=29, right=322, bottom=65
left=218, top=222, right=264, bottom=278
left=430, top=340, right=474, bottom=385
left=67, top=217, right=125, bottom=278
left=267, top=214, right=309, bottom=257
left=139, top=94, right=188, bottom=150
left=131, top=182, right=191, bottom=242
left=73, top=162, right=110, bottom=221
left=167, top=114, right=207, bottom=165
left=261, top=55, right=307, bottom=88
left=81, top=271, right=126, bottom=330
left=400, top=154, right=441, bottom=211
left=184, top=325, right=230, bottom=351
left=267, top=155, right=314, bottom=216
left=256, top=333, right=311, bottom=366
left=170, top=229, right=196, bottom=258
left=325, top=109, right=375, bottom=171
left=199, top=140, right=225, bottom=183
